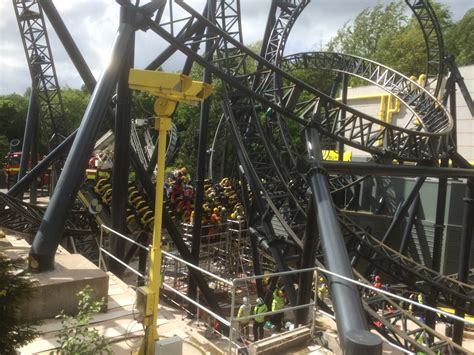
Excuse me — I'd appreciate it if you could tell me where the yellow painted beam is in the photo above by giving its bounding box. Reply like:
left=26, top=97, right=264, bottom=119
left=129, top=69, right=212, bottom=355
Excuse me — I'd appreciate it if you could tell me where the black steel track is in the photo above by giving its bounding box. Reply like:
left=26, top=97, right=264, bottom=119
left=405, top=0, right=445, bottom=96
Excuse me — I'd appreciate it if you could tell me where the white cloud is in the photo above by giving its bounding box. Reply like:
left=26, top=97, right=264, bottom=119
left=0, top=0, right=472, bottom=95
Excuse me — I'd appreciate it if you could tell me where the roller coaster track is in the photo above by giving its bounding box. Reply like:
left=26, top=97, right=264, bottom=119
left=355, top=269, right=468, bottom=354
left=405, top=0, right=445, bottom=96
left=338, top=210, right=474, bottom=314
left=0, top=192, right=92, bottom=237
left=13, top=0, right=66, bottom=144
left=153, top=2, right=453, bottom=163
left=280, top=51, right=452, bottom=155
left=148, top=2, right=474, bottom=350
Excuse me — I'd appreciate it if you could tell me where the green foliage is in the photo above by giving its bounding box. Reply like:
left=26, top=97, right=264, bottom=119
left=445, top=8, right=474, bottom=66
left=171, top=63, right=226, bottom=176
left=54, top=285, right=111, bottom=355
left=326, top=2, right=407, bottom=58
left=325, top=1, right=460, bottom=83
left=61, top=87, right=90, bottom=133
left=131, top=91, right=155, bottom=119
left=0, top=134, right=9, bottom=166
left=0, top=88, right=89, bottom=163
left=0, top=252, right=40, bottom=353
left=0, top=94, right=28, bottom=144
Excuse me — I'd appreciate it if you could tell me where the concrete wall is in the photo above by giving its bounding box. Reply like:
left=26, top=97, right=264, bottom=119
left=456, top=65, right=474, bottom=161
left=344, top=65, right=474, bottom=162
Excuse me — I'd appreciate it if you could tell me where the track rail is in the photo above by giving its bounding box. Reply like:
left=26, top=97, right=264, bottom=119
left=355, top=270, right=469, bottom=354
left=0, top=192, right=92, bottom=236
left=405, top=0, right=445, bottom=96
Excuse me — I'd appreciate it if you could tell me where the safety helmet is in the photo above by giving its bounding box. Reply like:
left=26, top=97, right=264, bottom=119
left=243, top=297, right=249, bottom=305
left=256, top=297, right=264, bottom=305
left=278, top=290, right=285, bottom=297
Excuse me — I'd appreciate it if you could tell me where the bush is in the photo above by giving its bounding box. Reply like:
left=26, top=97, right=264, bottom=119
left=0, top=252, right=40, bottom=353
left=54, top=285, right=111, bottom=354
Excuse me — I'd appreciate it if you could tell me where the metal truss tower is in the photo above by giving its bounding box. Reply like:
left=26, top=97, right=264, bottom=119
left=13, top=0, right=66, bottom=146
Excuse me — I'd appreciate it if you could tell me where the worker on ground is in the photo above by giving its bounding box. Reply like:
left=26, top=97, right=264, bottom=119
left=415, top=330, right=429, bottom=355
left=272, top=289, right=285, bottom=331
left=417, top=293, right=425, bottom=320
left=253, top=297, right=268, bottom=341
left=237, top=297, right=251, bottom=340
left=317, top=276, right=328, bottom=301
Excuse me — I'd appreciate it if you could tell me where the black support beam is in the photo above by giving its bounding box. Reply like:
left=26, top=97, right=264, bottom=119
left=29, top=13, right=136, bottom=271
left=110, top=5, right=135, bottom=276
left=305, top=127, right=381, bottom=353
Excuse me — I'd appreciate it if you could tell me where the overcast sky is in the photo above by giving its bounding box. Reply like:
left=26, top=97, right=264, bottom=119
left=0, top=0, right=471, bottom=95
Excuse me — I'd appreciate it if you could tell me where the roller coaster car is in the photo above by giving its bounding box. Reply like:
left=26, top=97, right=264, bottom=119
left=85, top=168, right=110, bottom=181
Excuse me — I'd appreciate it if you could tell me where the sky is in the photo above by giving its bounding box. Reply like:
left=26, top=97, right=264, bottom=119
left=0, top=0, right=472, bottom=95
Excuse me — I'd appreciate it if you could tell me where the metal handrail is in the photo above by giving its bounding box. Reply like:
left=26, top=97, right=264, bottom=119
left=101, top=224, right=150, bottom=251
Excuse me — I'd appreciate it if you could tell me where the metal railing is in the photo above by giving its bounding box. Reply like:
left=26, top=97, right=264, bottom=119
left=99, top=224, right=150, bottom=279
left=98, top=225, right=474, bottom=354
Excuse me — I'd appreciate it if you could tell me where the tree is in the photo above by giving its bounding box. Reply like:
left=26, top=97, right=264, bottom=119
left=0, top=94, right=28, bottom=144
left=445, top=8, right=474, bottom=66
left=0, top=94, right=28, bottom=166
left=61, top=87, right=90, bottom=134
left=325, top=1, right=455, bottom=81
left=0, top=253, right=40, bottom=353
left=326, top=2, right=408, bottom=59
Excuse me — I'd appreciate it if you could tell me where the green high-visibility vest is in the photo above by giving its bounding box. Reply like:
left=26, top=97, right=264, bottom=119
left=272, top=294, right=284, bottom=312
left=253, top=304, right=268, bottom=323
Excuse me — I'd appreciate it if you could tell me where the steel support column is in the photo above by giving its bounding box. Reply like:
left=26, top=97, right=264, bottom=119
left=18, top=85, right=39, bottom=183
left=306, top=127, right=381, bottom=353
left=426, top=158, right=449, bottom=333
left=110, top=5, right=135, bottom=276
left=187, top=2, right=214, bottom=314
left=398, top=194, right=420, bottom=254
left=295, top=195, right=317, bottom=325
left=29, top=16, right=135, bottom=271
left=452, top=179, right=474, bottom=345
left=39, top=0, right=97, bottom=93
left=381, top=177, right=426, bottom=244
left=337, top=73, right=348, bottom=161
left=29, top=120, right=39, bottom=204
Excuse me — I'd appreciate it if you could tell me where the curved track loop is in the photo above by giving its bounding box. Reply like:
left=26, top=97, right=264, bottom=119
left=281, top=52, right=451, bottom=140
left=405, top=0, right=445, bottom=96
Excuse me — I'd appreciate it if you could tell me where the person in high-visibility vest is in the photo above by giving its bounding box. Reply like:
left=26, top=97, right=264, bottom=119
left=415, top=330, right=428, bottom=355
left=272, top=289, right=285, bottom=331
left=237, top=297, right=251, bottom=340
left=253, top=297, right=267, bottom=341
